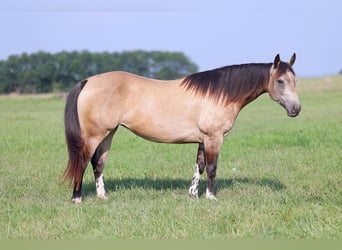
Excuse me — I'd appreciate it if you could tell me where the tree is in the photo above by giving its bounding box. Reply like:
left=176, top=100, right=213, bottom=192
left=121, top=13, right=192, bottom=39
left=1, top=55, right=21, bottom=93
left=0, top=50, right=198, bottom=94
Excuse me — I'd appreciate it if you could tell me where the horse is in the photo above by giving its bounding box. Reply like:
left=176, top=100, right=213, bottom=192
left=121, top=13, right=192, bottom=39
left=62, top=53, right=301, bottom=204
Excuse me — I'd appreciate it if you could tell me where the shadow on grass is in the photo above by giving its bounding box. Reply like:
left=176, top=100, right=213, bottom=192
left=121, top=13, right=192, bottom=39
left=81, top=176, right=286, bottom=198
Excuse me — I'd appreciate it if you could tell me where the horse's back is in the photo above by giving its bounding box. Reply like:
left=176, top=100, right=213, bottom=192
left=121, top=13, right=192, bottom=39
left=82, top=71, right=179, bottom=98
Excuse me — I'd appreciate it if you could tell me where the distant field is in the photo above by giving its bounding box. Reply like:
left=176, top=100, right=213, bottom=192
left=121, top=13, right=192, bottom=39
left=0, top=75, right=341, bottom=239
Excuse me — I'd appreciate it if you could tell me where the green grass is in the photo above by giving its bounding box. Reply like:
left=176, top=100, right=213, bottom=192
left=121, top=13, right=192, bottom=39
left=0, top=76, right=341, bottom=239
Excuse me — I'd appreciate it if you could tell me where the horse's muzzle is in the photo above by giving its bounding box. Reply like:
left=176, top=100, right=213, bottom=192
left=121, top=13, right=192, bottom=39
left=287, top=103, right=301, bottom=117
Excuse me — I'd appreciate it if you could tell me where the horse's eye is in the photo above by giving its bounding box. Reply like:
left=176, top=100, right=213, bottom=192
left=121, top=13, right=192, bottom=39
left=277, top=79, right=284, bottom=84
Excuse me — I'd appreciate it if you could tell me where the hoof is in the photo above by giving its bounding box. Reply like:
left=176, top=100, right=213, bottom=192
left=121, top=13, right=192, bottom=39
left=72, top=197, right=82, bottom=204
left=97, top=193, right=107, bottom=200
left=188, top=187, right=199, bottom=199
left=188, top=192, right=199, bottom=199
left=205, top=189, right=218, bottom=201
left=206, top=194, right=218, bottom=201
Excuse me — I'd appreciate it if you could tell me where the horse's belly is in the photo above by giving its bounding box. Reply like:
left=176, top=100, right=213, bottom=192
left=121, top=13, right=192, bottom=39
left=119, top=96, right=202, bottom=143
left=121, top=118, right=201, bottom=144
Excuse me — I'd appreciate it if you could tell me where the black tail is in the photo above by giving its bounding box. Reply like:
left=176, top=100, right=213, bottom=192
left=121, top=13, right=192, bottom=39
left=62, top=79, right=89, bottom=189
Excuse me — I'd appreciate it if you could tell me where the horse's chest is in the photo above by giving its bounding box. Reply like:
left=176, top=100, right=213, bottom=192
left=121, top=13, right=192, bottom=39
left=198, top=104, right=238, bottom=137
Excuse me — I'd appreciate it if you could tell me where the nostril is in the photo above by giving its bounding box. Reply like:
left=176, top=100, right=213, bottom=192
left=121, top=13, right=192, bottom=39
left=292, top=104, right=301, bottom=115
left=296, top=104, right=302, bottom=114
left=297, top=104, right=302, bottom=113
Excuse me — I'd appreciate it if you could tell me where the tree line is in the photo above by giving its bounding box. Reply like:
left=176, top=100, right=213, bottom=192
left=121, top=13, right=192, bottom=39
left=0, top=50, right=198, bottom=94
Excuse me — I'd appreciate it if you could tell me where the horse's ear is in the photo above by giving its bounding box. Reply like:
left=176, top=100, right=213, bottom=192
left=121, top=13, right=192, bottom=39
left=289, top=53, right=296, bottom=66
left=273, top=54, right=280, bottom=69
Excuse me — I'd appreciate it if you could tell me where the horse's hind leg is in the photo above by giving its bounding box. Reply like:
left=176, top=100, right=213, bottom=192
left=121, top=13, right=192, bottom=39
left=91, top=128, right=117, bottom=199
left=72, top=174, right=86, bottom=204
left=188, top=143, right=206, bottom=198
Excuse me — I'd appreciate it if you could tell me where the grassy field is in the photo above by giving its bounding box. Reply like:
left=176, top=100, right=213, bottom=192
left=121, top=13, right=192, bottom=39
left=0, top=75, right=341, bottom=239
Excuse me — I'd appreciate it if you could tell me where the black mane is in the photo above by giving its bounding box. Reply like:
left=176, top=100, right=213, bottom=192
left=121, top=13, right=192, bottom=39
left=181, top=62, right=294, bottom=105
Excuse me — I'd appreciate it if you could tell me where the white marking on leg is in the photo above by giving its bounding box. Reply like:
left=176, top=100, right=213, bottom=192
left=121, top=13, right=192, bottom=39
left=72, top=197, right=82, bottom=204
left=95, top=173, right=107, bottom=199
left=205, top=188, right=217, bottom=201
left=188, top=164, right=201, bottom=198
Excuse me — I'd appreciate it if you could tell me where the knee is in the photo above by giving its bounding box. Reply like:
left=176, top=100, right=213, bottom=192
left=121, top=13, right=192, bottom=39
left=206, top=165, right=217, bottom=178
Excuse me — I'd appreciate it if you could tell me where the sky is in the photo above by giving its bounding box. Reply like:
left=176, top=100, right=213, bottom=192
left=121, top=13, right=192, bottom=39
left=1, top=0, right=341, bottom=77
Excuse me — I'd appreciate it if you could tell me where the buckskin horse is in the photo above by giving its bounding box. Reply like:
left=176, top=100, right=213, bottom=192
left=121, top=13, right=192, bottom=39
left=62, top=53, right=301, bottom=203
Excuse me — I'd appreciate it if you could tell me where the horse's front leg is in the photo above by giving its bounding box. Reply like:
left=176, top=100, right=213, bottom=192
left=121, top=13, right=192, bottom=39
left=203, top=136, right=223, bottom=200
left=188, top=143, right=206, bottom=198
left=204, top=152, right=218, bottom=200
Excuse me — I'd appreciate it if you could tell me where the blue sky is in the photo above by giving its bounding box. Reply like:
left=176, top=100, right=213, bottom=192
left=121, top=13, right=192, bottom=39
left=1, top=0, right=341, bottom=77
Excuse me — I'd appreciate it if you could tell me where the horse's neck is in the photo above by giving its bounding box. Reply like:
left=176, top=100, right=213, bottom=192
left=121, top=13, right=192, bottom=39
left=238, top=82, right=268, bottom=109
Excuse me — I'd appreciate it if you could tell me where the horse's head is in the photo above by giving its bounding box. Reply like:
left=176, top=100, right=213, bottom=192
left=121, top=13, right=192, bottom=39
left=268, top=53, right=301, bottom=117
